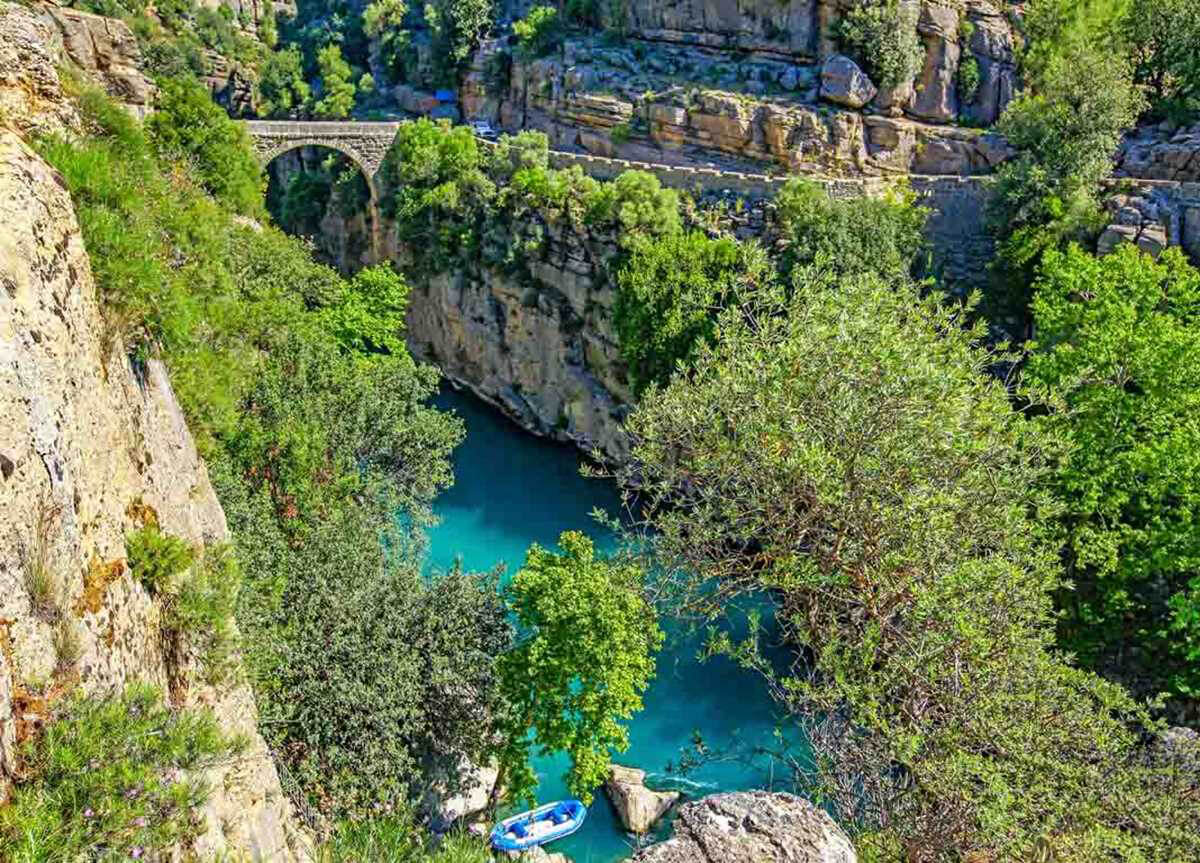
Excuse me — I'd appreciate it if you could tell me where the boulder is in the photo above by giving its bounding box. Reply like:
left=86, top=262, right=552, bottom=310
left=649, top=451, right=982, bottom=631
left=505, top=847, right=573, bottom=862
left=425, top=755, right=499, bottom=831
left=606, top=764, right=681, bottom=834
left=629, top=791, right=856, bottom=863
left=1136, top=225, right=1168, bottom=258
left=1097, top=224, right=1139, bottom=256
left=819, top=55, right=876, bottom=109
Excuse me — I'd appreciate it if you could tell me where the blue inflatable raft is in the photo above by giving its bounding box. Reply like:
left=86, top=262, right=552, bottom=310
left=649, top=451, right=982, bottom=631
left=490, top=799, right=587, bottom=852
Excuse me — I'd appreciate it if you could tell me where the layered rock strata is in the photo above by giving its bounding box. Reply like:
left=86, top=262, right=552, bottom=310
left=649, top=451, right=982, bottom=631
left=469, top=0, right=1018, bottom=176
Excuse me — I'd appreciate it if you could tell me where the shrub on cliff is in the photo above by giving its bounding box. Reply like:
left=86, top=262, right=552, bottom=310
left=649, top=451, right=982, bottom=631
left=0, top=686, right=238, bottom=863
left=835, top=0, right=925, bottom=91
left=583, top=169, right=681, bottom=241
left=988, top=0, right=1142, bottom=330
left=318, top=817, right=490, bottom=862
left=513, top=5, right=562, bottom=59
left=614, top=231, right=772, bottom=395
left=257, top=45, right=312, bottom=117
left=773, top=177, right=928, bottom=282
left=314, top=43, right=358, bottom=119
left=1022, top=244, right=1200, bottom=709
left=147, top=76, right=265, bottom=217
left=363, top=0, right=412, bottom=86
left=616, top=269, right=1200, bottom=861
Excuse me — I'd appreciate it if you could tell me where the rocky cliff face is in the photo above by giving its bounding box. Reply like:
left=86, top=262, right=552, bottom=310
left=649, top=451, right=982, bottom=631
left=471, top=0, right=1017, bottom=176
left=403, top=217, right=635, bottom=462
left=0, top=3, right=309, bottom=858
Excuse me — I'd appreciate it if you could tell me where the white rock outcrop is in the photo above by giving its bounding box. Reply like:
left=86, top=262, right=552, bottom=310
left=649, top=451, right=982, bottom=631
left=605, top=764, right=681, bottom=834
left=629, top=791, right=856, bottom=863
left=819, top=55, right=877, bottom=109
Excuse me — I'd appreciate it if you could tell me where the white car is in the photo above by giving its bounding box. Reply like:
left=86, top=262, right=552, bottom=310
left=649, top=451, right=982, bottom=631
left=469, top=120, right=500, bottom=140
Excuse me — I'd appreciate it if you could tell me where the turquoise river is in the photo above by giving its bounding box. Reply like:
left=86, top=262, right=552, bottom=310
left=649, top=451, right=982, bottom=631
left=424, top=388, right=788, bottom=862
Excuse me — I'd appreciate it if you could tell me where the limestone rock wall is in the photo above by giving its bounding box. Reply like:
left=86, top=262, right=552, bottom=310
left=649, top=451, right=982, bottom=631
left=629, top=791, right=857, bottom=862
left=0, top=3, right=310, bottom=857
left=1096, top=181, right=1200, bottom=262
left=0, top=123, right=310, bottom=862
left=1116, top=123, right=1200, bottom=183
left=0, top=2, right=84, bottom=137
left=402, top=218, right=635, bottom=462
left=44, top=5, right=157, bottom=118
left=476, top=0, right=1018, bottom=175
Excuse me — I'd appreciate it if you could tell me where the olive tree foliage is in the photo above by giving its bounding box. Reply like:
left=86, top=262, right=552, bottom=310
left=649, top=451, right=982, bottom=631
left=614, top=269, right=1200, bottom=861
left=988, top=0, right=1143, bottom=328
left=1022, top=244, right=1200, bottom=707
left=496, top=532, right=663, bottom=806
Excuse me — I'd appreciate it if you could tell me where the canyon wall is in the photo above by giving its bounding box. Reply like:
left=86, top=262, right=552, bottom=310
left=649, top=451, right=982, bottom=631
left=467, top=0, right=1017, bottom=176
left=0, top=3, right=309, bottom=858
left=397, top=166, right=994, bottom=462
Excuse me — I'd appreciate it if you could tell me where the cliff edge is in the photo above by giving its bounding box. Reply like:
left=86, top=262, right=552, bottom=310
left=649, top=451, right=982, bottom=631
left=0, top=2, right=309, bottom=859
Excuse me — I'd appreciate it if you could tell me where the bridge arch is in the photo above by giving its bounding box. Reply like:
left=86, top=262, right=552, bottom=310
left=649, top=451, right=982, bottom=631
left=245, top=121, right=404, bottom=257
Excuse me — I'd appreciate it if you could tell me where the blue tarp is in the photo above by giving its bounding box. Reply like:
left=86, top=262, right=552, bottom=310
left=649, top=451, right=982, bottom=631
left=435, top=89, right=457, bottom=102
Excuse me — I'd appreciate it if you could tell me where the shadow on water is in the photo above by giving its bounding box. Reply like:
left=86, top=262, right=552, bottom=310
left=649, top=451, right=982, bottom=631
left=424, top=387, right=803, bottom=862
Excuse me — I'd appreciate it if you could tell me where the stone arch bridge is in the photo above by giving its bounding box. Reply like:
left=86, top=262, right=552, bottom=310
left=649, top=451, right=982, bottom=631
left=244, top=120, right=404, bottom=252
left=244, top=120, right=403, bottom=182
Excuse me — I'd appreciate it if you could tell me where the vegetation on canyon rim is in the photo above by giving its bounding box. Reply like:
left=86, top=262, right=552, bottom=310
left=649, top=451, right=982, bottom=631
left=7, top=0, right=1200, bottom=859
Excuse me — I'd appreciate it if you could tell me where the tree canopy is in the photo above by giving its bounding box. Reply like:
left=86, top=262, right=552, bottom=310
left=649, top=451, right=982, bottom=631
left=616, top=267, right=1200, bottom=861
left=497, top=532, right=663, bottom=805
left=1023, top=244, right=1200, bottom=706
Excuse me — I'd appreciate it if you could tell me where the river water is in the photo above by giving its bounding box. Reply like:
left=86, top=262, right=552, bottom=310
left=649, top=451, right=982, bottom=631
left=424, top=388, right=789, bottom=862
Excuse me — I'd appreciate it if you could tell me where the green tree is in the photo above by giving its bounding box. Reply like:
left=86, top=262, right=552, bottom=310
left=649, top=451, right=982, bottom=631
left=772, top=177, right=928, bottom=282
left=616, top=268, right=1200, bottom=861
left=314, top=42, right=357, bottom=118
left=257, top=45, right=311, bottom=117
left=513, top=5, right=561, bottom=58
left=1126, top=0, right=1200, bottom=122
left=583, top=169, right=680, bottom=242
left=364, top=0, right=412, bottom=84
left=988, top=0, right=1143, bottom=330
left=614, top=232, right=771, bottom=394
left=146, top=76, right=265, bottom=217
left=835, top=0, right=925, bottom=90
left=497, top=532, right=663, bottom=805
left=259, top=0, right=279, bottom=47
left=1022, top=244, right=1200, bottom=705
left=323, top=264, right=412, bottom=357
left=428, top=0, right=494, bottom=71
